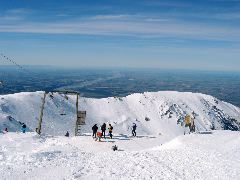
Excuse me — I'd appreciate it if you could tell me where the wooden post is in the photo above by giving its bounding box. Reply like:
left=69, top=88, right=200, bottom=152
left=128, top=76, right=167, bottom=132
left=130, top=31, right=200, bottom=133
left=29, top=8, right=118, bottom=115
left=37, top=92, right=47, bottom=135
left=75, top=93, right=79, bottom=136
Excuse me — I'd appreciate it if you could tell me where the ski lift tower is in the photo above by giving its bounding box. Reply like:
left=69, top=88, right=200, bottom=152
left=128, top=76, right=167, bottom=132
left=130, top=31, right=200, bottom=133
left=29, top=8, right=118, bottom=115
left=37, top=90, right=86, bottom=136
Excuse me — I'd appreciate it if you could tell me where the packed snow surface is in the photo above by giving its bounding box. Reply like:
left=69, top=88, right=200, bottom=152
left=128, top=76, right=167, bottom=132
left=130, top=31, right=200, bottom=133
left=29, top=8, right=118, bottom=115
left=0, top=91, right=240, bottom=179
left=0, top=131, right=239, bottom=180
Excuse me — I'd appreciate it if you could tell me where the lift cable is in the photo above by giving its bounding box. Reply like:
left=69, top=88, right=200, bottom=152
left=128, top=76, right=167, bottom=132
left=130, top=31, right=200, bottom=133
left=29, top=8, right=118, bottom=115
left=0, top=52, right=32, bottom=74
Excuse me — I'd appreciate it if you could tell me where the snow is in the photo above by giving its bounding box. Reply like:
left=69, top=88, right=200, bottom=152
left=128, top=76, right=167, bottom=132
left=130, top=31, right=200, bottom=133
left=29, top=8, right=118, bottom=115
left=0, top=131, right=239, bottom=180
left=0, top=91, right=239, bottom=136
left=0, top=91, right=240, bottom=179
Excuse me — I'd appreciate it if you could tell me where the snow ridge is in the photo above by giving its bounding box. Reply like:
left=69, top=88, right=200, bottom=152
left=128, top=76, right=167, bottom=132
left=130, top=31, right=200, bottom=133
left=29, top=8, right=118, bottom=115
left=0, top=91, right=240, bottom=136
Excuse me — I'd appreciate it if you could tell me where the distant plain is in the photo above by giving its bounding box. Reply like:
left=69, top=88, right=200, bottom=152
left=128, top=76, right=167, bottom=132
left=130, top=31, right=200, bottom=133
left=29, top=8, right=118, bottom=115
left=0, top=66, right=239, bottom=107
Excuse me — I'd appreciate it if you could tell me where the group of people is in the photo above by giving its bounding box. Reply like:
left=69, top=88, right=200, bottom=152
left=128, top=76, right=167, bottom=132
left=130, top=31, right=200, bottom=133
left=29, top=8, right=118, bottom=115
left=92, top=122, right=137, bottom=141
left=2, top=116, right=196, bottom=137
left=92, top=123, right=113, bottom=141
left=2, top=113, right=196, bottom=136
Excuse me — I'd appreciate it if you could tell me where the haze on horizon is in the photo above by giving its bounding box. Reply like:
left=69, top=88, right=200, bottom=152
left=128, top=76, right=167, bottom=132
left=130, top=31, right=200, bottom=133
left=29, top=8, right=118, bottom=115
left=0, top=0, right=240, bottom=71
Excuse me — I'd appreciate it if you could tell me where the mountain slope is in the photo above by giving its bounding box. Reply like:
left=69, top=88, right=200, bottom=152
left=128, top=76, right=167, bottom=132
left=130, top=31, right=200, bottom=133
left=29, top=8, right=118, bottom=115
left=0, top=91, right=239, bottom=136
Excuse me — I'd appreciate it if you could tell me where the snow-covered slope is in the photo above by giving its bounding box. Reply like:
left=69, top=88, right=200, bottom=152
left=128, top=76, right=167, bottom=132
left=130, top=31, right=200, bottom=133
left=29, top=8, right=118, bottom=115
left=0, top=91, right=239, bottom=137
left=0, top=91, right=240, bottom=180
left=0, top=131, right=239, bottom=180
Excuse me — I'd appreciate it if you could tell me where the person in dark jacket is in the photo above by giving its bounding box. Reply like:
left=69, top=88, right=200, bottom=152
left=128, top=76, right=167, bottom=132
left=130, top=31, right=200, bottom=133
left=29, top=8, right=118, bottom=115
left=190, top=119, right=196, bottom=133
left=65, top=131, right=69, bottom=137
left=92, top=124, right=98, bottom=138
left=101, top=123, right=106, bottom=138
left=132, top=123, right=137, bottom=137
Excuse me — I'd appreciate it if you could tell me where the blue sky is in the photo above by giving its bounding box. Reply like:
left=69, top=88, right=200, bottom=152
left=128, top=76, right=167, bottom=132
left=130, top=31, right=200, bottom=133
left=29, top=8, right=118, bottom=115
left=0, top=0, right=239, bottom=71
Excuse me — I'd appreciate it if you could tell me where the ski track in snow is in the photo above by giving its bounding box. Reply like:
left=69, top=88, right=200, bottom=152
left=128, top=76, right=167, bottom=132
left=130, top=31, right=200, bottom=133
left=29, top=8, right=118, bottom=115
left=0, top=131, right=240, bottom=180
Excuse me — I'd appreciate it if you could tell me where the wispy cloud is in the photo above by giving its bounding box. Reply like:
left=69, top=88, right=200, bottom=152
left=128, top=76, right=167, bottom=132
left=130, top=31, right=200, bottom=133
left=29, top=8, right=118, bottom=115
left=0, top=14, right=239, bottom=42
left=140, top=0, right=190, bottom=8
left=213, top=12, right=240, bottom=19
left=0, top=5, right=239, bottom=43
left=0, top=8, right=32, bottom=22
left=5, top=8, right=30, bottom=14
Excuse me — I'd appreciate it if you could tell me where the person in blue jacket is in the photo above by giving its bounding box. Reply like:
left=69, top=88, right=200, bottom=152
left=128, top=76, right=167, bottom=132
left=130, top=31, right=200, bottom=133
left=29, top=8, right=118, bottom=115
left=22, top=123, right=27, bottom=133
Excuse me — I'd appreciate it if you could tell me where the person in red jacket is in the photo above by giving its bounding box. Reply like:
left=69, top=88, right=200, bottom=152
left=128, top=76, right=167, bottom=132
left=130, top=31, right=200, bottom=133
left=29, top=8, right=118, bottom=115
left=96, top=131, right=102, bottom=141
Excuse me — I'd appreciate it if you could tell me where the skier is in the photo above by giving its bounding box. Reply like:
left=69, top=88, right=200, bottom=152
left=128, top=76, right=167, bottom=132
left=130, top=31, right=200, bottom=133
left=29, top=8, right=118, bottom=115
left=65, top=131, right=69, bottom=137
left=108, top=124, right=113, bottom=139
left=132, top=123, right=137, bottom=137
left=101, top=123, right=106, bottom=138
left=184, top=115, right=191, bottom=135
left=21, top=123, right=27, bottom=133
left=92, top=124, right=98, bottom=138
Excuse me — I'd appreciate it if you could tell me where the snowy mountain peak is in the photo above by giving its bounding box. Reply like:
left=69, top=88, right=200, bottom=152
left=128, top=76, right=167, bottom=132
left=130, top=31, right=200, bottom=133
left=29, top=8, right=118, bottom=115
left=0, top=91, right=240, bottom=136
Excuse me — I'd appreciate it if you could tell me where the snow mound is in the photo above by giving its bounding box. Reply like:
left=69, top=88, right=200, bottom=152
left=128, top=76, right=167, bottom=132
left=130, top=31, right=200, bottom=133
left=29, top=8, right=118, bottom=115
left=0, top=91, right=240, bottom=136
left=0, top=131, right=239, bottom=180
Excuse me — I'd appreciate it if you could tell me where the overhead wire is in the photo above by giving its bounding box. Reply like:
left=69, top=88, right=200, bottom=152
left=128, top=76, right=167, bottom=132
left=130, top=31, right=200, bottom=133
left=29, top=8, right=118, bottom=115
left=0, top=52, right=32, bottom=74
left=0, top=52, right=35, bottom=94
